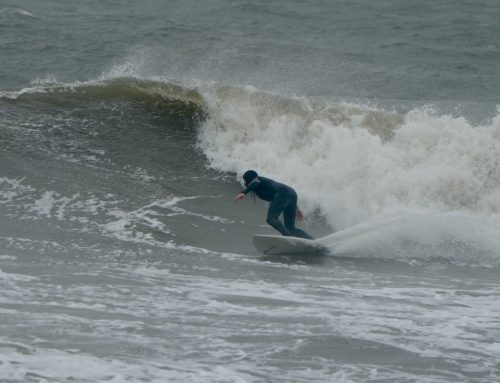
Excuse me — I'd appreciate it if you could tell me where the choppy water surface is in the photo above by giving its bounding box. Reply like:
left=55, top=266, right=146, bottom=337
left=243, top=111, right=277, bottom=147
left=1, top=1, right=500, bottom=382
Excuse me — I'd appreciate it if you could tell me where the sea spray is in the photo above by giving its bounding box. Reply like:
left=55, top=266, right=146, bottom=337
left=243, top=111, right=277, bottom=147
left=197, top=85, right=500, bottom=259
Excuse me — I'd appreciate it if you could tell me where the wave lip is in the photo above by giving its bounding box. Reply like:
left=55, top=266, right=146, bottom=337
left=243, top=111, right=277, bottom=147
left=0, top=77, right=206, bottom=110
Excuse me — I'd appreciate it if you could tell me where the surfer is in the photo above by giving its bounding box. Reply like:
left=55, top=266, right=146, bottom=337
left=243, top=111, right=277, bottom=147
left=234, top=170, right=314, bottom=239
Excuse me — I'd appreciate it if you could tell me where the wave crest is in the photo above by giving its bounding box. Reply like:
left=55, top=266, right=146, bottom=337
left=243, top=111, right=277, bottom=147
left=0, top=77, right=207, bottom=118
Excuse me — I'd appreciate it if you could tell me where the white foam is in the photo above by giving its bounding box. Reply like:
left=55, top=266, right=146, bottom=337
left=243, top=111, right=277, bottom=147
left=155, top=196, right=233, bottom=223
left=0, top=178, right=36, bottom=204
left=0, top=269, right=37, bottom=282
left=0, top=176, right=218, bottom=253
left=0, top=338, right=266, bottom=383
left=0, top=8, right=35, bottom=17
left=197, top=86, right=500, bottom=259
left=315, top=211, right=500, bottom=263
left=0, top=77, right=101, bottom=100
left=99, top=196, right=227, bottom=253
left=31, top=191, right=58, bottom=218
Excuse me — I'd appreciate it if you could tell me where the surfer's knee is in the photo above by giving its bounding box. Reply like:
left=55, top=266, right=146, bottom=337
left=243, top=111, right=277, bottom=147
left=266, top=216, right=278, bottom=226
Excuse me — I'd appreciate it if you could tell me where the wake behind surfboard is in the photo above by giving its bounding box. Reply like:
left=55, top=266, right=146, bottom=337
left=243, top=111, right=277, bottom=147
left=253, top=234, right=327, bottom=255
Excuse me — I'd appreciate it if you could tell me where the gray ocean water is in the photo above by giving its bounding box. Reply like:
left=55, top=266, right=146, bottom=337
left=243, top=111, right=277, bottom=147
left=2, top=1, right=500, bottom=382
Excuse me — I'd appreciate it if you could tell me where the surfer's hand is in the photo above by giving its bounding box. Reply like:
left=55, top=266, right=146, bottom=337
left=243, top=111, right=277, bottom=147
left=296, top=208, right=304, bottom=221
left=234, top=193, right=245, bottom=201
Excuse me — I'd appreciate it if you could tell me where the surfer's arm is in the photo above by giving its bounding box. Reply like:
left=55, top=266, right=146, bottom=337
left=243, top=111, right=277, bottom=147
left=235, top=177, right=260, bottom=201
left=242, top=177, right=261, bottom=194
left=234, top=192, right=245, bottom=201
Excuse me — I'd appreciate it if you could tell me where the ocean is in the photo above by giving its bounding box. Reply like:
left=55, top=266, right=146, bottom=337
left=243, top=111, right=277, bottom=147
left=1, top=1, right=500, bottom=382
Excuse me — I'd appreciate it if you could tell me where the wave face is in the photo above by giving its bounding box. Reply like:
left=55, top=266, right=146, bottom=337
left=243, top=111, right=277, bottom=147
left=3, top=75, right=500, bottom=263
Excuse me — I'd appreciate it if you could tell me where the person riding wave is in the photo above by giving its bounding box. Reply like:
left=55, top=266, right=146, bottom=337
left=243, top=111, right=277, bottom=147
left=234, top=170, right=314, bottom=240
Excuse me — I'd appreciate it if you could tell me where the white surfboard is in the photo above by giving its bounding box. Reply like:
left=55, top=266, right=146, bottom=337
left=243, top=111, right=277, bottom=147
left=253, top=234, right=327, bottom=255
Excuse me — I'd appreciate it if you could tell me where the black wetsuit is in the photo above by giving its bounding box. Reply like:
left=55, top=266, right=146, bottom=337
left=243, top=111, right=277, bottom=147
left=242, top=177, right=314, bottom=239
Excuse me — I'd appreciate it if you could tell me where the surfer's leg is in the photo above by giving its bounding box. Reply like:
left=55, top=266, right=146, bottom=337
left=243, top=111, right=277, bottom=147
left=266, top=191, right=291, bottom=236
left=283, top=191, right=314, bottom=240
left=291, top=227, right=314, bottom=240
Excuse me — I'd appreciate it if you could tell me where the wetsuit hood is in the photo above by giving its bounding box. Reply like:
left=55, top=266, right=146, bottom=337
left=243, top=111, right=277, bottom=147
left=243, top=170, right=258, bottom=185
